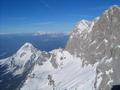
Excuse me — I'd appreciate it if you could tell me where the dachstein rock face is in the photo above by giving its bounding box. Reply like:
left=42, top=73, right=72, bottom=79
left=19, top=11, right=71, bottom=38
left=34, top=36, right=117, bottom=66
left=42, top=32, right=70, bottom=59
left=66, top=19, right=93, bottom=55
left=92, top=5, right=120, bottom=90
left=66, top=5, right=120, bottom=90
left=66, top=19, right=98, bottom=64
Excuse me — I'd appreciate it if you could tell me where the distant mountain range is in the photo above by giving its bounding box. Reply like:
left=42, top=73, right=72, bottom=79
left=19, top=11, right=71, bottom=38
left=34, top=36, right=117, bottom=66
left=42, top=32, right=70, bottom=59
left=33, top=32, right=69, bottom=36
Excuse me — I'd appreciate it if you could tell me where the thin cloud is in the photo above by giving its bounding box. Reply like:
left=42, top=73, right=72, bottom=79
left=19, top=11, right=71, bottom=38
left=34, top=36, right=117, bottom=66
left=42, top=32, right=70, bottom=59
left=39, top=0, right=50, bottom=9
left=32, top=21, right=55, bottom=26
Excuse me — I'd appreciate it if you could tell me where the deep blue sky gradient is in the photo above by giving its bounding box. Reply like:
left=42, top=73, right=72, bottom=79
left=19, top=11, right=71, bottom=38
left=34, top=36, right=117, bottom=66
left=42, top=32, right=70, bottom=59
left=0, top=0, right=120, bottom=33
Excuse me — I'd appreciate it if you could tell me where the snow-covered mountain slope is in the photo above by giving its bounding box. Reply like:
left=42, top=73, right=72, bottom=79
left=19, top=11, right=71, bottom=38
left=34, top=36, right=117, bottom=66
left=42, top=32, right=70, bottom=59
left=20, top=49, right=98, bottom=90
left=0, top=43, right=47, bottom=75
left=0, top=46, right=100, bottom=90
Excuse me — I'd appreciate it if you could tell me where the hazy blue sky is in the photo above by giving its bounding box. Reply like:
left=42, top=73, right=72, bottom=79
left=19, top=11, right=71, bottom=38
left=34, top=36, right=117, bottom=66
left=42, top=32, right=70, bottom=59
left=0, top=0, right=120, bottom=33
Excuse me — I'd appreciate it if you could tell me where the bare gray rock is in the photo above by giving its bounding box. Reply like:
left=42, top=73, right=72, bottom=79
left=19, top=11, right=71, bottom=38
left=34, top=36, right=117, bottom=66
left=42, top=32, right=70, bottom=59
left=66, top=5, right=120, bottom=90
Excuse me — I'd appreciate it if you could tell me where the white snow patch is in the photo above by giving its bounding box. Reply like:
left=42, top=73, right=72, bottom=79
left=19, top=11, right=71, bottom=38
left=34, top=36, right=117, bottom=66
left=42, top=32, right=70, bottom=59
left=105, top=57, right=112, bottom=64
left=21, top=50, right=98, bottom=90
left=104, top=39, right=108, bottom=43
left=107, top=80, right=113, bottom=86
left=88, top=21, right=94, bottom=32
left=106, top=68, right=113, bottom=75
left=96, top=72, right=103, bottom=89
left=106, top=68, right=113, bottom=86
left=74, top=19, right=91, bottom=34
left=90, top=40, right=96, bottom=45
left=117, top=45, right=120, bottom=48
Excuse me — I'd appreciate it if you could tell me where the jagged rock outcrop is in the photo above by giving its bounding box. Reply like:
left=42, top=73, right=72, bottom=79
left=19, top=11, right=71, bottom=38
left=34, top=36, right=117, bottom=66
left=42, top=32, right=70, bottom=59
left=66, top=5, right=120, bottom=90
left=66, top=19, right=93, bottom=56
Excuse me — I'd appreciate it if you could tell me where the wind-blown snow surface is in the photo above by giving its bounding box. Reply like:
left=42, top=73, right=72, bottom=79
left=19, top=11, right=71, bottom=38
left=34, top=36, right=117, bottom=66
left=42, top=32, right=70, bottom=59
left=21, top=49, right=98, bottom=90
left=0, top=43, right=100, bottom=90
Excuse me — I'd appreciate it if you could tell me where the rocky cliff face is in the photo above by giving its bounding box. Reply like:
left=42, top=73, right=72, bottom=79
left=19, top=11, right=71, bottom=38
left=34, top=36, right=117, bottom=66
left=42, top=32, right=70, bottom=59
left=66, top=5, right=120, bottom=90
left=66, top=19, right=93, bottom=56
